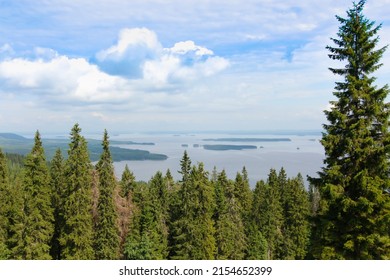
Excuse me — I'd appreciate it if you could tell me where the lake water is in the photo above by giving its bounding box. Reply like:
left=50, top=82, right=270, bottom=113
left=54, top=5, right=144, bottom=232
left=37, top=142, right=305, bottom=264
left=108, top=132, right=325, bottom=188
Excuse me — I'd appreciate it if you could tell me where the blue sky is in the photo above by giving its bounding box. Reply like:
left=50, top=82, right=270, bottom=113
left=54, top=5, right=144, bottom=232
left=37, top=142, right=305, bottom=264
left=0, top=0, right=389, bottom=134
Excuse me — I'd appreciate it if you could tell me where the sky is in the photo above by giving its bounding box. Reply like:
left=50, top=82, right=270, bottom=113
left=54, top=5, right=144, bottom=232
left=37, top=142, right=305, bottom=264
left=0, top=0, right=389, bottom=134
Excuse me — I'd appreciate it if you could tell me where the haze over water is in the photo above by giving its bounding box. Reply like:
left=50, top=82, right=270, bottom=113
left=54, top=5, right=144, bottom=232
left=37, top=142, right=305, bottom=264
left=109, top=131, right=325, bottom=187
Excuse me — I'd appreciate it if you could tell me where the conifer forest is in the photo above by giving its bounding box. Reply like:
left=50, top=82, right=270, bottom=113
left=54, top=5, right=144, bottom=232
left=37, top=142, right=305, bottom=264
left=0, top=1, right=389, bottom=260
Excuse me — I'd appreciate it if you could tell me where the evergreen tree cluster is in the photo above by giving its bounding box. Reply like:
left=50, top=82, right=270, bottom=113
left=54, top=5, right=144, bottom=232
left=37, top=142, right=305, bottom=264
left=0, top=126, right=312, bottom=260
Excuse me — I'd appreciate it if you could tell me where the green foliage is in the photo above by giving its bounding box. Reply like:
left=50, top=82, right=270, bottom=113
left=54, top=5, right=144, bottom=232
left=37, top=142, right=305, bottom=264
left=281, top=174, right=310, bottom=259
left=171, top=155, right=215, bottom=259
left=252, top=170, right=284, bottom=260
left=120, top=164, right=136, bottom=198
left=60, top=124, right=94, bottom=260
left=13, top=131, right=54, bottom=259
left=124, top=176, right=168, bottom=260
left=94, top=130, right=120, bottom=259
left=310, top=0, right=390, bottom=259
left=49, top=149, right=66, bottom=259
left=0, top=149, right=10, bottom=259
left=215, top=170, right=246, bottom=259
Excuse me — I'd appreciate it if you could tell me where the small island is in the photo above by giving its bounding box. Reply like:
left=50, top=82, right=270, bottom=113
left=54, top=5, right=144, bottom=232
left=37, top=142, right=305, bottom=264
left=202, top=138, right=291, bottom=142
left=203, top=144, right=257, bottom=151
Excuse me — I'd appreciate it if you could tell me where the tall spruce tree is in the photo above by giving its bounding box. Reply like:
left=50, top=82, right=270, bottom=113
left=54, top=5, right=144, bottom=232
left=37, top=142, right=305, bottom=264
left=247, top=180, right=268, bottom=260
left=215, top=170, right=246, bottom=259
left=124, top=177, right=168, bottom=260
left=49, top=149, right=66, bottom=259
left=310, top=0, right=390, bottom=259
left=0, top=149, right=10, bottom=259
left=60, top=124, right=94, bottom=259
left=94, top=130, right=120, bottom=259
left=171, top=159, right=215, bottom=259
left=13, top=131, right=54, bottom=259
left=281, top=174, right=310, bottom=259
left=252, top=170, right=284, bottom=259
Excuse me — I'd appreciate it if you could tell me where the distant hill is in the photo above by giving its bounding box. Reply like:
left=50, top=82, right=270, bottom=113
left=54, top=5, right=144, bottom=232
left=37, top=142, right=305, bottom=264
left=0, top=133, right=27, bottom=141
left=0, top=134, right=167, bottom=162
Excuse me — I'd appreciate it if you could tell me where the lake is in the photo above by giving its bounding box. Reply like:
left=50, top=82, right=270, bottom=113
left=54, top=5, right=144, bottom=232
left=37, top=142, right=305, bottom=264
left=108, top=132, right=325, bottom=188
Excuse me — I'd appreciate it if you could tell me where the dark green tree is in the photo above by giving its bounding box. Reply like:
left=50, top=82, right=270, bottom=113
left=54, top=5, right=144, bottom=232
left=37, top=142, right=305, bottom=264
left=118, top=165, right=136, bottom=254
left=171, top=161, right=215, bottom=259
left=94, top=130, right=120, bottom=259
left=234, top=168, right=253, bottom=229
left=13, top=131, right=54, bottom=259
left=310, top=0, right=390, bottom=259
left=215, top=170, right=246, bottom=259
left=120, top=164, right=136, bottom=198
left=0, top=149, right=10, bottom=259
left=49, top=149, right=66, bottom=259
left=281, top=174, right=310, bottom=259
left=253, top=170, right=284, bottom=259
left=60, top=124, right=94, bottom=259
left=124, top=176, right=168, bottom=260
left=247, top=180, right=268, bottom=260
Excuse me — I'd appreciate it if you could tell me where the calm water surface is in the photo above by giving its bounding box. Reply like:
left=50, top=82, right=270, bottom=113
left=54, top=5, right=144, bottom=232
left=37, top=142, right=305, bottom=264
left=109, top=132, right=325, bottom=187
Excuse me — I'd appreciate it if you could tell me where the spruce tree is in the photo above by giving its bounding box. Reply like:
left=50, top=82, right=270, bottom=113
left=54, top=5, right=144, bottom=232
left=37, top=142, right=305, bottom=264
left=13, top=131, right=54, bottom=259
left=281, top=174, right=310, bottom=259
left=118, top=165, right=136, bottom=255
left=120, top=164, right=136, bottom=198
left=124, top=177, right=168, bottom=260
left=310, top=0, right=390, bottom=259
left=49, top=149, right=66, bottom=259
left=94, top=130, right=120, bottom=259
left=171, top=160, right=215, bottom=259
left=215, top=170, right=246, bottom=259
left=60, top=124, right=94, bottom=259
left=0, top=149, right=10, bottom=259
left=253, top=170, right=284, bottom=259
left=247, top=180, right=268, bottom=259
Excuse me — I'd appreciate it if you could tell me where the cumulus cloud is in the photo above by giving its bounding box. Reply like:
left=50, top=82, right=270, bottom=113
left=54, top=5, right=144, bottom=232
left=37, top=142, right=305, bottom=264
left=0, top=55, right=133, bottom=104
left=94, top=28, right=229, bottom=83
left=0, top=27, right=228, bottom=112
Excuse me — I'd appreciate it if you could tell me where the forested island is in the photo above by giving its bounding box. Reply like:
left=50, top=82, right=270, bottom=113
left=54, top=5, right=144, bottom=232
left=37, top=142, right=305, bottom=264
left=0, top=133, right=167, bottom=161
left=203, top=144, right=258, bottom=151
left=202, top=138, right=291, bottom=142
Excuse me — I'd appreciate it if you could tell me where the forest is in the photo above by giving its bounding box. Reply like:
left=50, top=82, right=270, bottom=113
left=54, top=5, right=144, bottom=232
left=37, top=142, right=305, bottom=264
left=0, top=126, right=313, bottom=260
left=0, top=0, right=389, bottom=260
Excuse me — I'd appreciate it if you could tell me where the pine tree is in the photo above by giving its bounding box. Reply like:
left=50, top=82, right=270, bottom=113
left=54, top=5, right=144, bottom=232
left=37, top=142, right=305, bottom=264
left=60, top=124, right=94, bottom=259
left=0, top=149, right=10, bottom=259
left=13, top=131, right=54, bottom=259
left=94, top=130, right=120, bottom=259
left=310, top=0, right=390, bottom=259
left=49, top=149, right=66, bottom=259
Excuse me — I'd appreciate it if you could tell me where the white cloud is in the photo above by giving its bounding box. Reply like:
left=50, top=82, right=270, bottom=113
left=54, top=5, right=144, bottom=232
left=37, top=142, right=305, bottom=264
left=169, top=41, right=213, bottom=56
left=95, top=27, right=229, bottom=84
